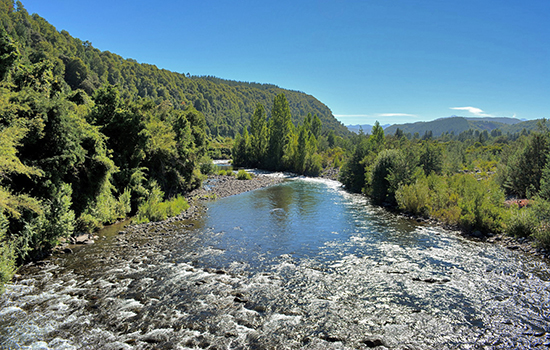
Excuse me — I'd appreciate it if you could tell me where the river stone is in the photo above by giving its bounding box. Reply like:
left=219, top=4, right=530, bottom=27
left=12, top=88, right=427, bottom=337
left=471, top=230, right=483, bottom=238
left=363, top=338, right=385, bottom=348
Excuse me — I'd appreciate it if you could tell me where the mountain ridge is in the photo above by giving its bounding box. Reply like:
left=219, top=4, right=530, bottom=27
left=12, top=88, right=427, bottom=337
left=348, top=116, right=543, bottom=136
left=0, top=1, right=349, bottom=137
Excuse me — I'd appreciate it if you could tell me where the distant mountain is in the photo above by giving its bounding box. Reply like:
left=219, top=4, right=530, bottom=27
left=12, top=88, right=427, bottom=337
left=347, top=124, right=391, bottom=134
left=384, top=116, right=540, bottom=137
left=438, top=116, right=523, bottom=125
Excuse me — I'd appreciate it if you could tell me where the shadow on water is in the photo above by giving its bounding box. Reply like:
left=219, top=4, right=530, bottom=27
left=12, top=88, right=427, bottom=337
left=1, top=177, right=550, bottom=349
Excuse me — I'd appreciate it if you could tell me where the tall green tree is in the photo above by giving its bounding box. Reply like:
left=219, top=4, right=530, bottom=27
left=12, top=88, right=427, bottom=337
left=267, top=93, right=293, bottom=170
left=249, top=103, right=268, bottom=166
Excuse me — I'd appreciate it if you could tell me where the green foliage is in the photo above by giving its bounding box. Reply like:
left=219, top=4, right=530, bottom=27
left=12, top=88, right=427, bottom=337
left=0, top=3, right=350, bottom=138
left=198, top=155, right=215, bottom=175
left=367, top=149, right=409, bottom=205
left=0, top=9, right=211, bottom=291
left=249, top=103, right=268, bottom=166
left=134, top=182, right=189, bottom=224
left=395, top=175, right=431, bottom=216
left=339, top=136, right=370, bottom=192
left=236, top=169, right=252, bottom=180
left=267, top=94, right=294, bottom=170
left=231, top=95, right=324, bottom=177
left=396, top=172, right=505, bottom=233
left=499, top=132, right=549, bottom=197
left=506, top=207, right=537, bottom=238
left=418, top=141, right=443, bottom=175
left=0, top=26, right=19, bottom=81
left=17, top=183, right=75, bottom=260
left=0, top=213, right=15, bottom=294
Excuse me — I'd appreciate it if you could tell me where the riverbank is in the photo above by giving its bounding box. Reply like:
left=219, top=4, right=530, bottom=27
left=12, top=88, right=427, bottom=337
left=186, top=173, right=286, bottom=201
left=53, top=173, right=286, bottom=253
left=398, top=212, right=550, bottom=260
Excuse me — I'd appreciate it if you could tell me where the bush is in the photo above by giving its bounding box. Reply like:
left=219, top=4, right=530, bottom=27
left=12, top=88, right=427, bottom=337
left=368, top=149, right=410, bottom=205
left=237, top=169, right=252, bottom=180
left=396, top=176, right=431, bottom=216
left=135, top=182, right=189, bottom=224
left=0, top=214, right=15, bottom=294
left=506, top=207, right=537, bottom=237
left=199, top=156, right=216, bottom=175
left=396, top=173, right=506, bottom=233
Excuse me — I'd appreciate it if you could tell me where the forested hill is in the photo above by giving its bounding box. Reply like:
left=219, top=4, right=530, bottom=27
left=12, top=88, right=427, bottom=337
left=0, top=0, right=349, bottom=137
left=384, top=116, right=543, bottom=137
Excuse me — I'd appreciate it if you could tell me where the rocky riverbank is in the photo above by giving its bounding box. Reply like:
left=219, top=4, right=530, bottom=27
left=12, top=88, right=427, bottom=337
left=53, top=172, right=286, bottom=253
left=399, top=212, right=550, bottom=260
left=185, top=173, right=286, bottom=201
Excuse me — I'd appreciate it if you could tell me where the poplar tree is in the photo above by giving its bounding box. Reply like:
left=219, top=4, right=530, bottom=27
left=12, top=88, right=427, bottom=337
left=267, top=93, right=293, bottom=170
left=250, top=104, right=268, bottom=166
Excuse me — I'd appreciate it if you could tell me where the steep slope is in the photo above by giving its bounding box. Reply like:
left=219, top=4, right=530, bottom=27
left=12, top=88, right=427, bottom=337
left=0, top=1, right=349, bottom=137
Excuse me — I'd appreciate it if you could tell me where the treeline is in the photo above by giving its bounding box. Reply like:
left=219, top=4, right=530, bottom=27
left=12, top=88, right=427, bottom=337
left=0, top=26, right=208, bottom=290
left=339, top=121, right=550, bottom=247
left=232, top=94, right=324, bottom=175
left=0, top=0, right=349, bottom=138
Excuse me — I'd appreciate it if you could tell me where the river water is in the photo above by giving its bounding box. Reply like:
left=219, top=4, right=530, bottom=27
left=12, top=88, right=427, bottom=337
left=1, top=177, right=550, bottom=349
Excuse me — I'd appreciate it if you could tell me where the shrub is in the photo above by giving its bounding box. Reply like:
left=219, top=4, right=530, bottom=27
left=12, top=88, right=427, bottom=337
left=237, top=169, right=252, bottom=180
left=506, top=207, right=537, bottom=237
left=0, top=213, right=15, bottom=294
left=368, top=149, right=411, bottom=205
left=135, top=182, right=189, bottom=224
left=395, top=176, right=431, bottom=216
left=199, top=156, right=216, bottom=175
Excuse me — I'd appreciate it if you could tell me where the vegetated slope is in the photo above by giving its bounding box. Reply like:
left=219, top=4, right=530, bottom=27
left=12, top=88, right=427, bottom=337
left=500, top=119, right=543, bottom=134
left=385, top=116, right=542, bottom=137
left=0, top=1, right=349, bottom=137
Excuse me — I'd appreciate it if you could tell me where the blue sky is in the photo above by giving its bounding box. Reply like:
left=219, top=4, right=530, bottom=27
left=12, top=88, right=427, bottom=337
left=19, top=0, right=549, bottom=125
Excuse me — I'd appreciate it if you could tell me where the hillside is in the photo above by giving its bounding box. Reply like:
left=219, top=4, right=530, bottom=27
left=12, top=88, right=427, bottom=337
left=384, top=116, right=542, bottom=137
left=0, top=1, right=349, bottom=137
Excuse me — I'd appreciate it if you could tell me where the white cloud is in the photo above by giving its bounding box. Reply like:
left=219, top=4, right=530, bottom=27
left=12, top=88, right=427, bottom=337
left=333, top=114, right=372, bottom=118
left=450, top=106, right=492, bottom=117
left=377, top=113, right=417, bottom=118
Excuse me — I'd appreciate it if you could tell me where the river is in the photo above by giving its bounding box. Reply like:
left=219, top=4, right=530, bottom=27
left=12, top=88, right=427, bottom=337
left=1, top=177, right=549, bottom=349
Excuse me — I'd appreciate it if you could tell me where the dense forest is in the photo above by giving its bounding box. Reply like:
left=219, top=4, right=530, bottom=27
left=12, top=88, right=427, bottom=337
left=0, top=3, right=212, bottom=290
left=232, top=95, right=326, bottom=175
left=0, top=0, right=349, bottom=138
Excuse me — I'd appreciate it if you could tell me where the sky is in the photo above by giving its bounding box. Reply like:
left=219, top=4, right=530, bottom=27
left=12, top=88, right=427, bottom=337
left=18, top=0, right=550, bottom=126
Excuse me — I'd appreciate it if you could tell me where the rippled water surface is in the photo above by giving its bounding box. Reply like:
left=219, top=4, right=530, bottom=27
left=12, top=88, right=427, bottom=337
left=1, top=178, right=550, bottom=349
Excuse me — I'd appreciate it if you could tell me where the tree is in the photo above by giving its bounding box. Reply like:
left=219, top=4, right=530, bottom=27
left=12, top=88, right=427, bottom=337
left=249, top=103, right=268, bottom=166
left=419, top=141, right=443, bottom=175
left=370, top=121, right=385, bottom=150
left=367, top=149, right=409, bottom=205
left=0, top=27, right=19, bottom=81
left=267, top=93, right=293, bottom=170
left=502, top=132, right=549, bottom=197
left=311, top=114, right=322, bottom=139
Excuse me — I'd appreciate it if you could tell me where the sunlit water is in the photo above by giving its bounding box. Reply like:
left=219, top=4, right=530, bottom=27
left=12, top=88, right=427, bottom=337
left=1, top=178, right=550, bottom=349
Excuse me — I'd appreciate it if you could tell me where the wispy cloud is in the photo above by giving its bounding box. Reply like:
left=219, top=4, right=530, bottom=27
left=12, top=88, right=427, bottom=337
left=334, top=113, right=417, bottom=118
left=450, top=106, right=493, bottom=117
left=333, top=114, right=372, bottom=118
left=377, top=113, right=417, bottom=118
